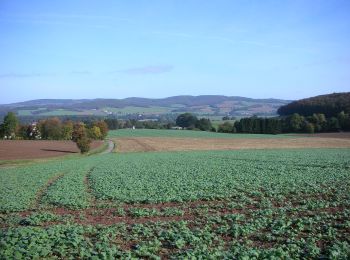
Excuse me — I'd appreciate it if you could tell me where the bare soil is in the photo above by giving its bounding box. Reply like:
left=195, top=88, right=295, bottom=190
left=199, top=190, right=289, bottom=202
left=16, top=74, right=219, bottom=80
left=114, top=136, right=350, bottom=153
left=295, top=132, right=350, bottom=139
left=0, top=140, right=104, bottom=160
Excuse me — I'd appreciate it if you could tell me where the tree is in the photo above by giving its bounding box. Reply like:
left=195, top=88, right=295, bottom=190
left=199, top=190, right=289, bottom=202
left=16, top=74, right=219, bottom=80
left=76, top=137, right=91, bottom=154
left=289, top=113, right=304, bottom=132
left=16, top=125, right=29, bottom=139
left=93, top=121, right=108, bottom=139
left=62, top=121, right=73, bottom=140
left=195, top=118, right=212, bottom=131
left=104, top=119, right=119, bottom=130
left=72, top=123, right=91, bottom=154
left=176, top=113, right=198, bottom=128
left=218, top=122, right=235, bottom=133
left=39, top=118, right=63, bottom=140
left=304, top=122, right=315, bottom=133
left=2, top=112, right=19, bottom=139
left=338, top=111, right=350, bottom=131
left=327, top=117, right=340, bottom=132
left=72, top=123, right=87, bottom=142
left=89, top=126, right=102, bottom=140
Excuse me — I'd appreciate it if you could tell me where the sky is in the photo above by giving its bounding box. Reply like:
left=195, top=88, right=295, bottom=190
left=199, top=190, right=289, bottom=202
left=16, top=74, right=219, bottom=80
left=0, top=0, right=349, bottom=104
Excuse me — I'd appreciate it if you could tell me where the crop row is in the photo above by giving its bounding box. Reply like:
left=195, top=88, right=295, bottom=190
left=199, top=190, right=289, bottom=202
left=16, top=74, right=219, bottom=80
left=0, top=162, right=68, bottom=212
left=89, top=149, right=350, bottom=204
left=1, top=205, right=349, bottom=259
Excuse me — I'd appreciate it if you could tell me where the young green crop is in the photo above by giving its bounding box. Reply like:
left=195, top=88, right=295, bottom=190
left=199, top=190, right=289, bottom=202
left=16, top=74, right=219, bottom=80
left=1, top=148, right=349, bottom=258
left=89, top=149, right=350, bottom=204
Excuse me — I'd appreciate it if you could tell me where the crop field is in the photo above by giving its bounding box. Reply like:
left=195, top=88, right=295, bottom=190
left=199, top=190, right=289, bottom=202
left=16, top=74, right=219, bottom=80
left=1, top=148, right=350, bottom=258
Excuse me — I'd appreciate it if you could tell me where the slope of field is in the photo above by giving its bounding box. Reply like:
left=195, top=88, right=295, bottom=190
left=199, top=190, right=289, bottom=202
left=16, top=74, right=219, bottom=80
left=1, top=148, right=350, bottom=258
left=0, top=140, right=104, bottom=160
left=108, top=129, right=293, bottom=139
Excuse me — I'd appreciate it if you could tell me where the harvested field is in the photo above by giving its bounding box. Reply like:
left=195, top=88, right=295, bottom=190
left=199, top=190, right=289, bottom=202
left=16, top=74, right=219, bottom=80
left=0, top=140, right=104, bottom=160
left=114, top=136, right=350, bottom=152
left=295, top=132, right=350, bottom=139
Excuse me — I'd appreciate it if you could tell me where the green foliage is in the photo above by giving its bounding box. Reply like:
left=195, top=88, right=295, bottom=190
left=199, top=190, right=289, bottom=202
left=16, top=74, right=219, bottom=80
left=2, top=112, right=19, bottom=138
left=218, top=121, right=235, bottom=133
left=89, top=126, right=102, bottom=140
left=0, top=148, right=350, bottom=258
left=89, top=149, right=350, bottom=203
left=278, top=92, right=350, bottom=117
left=176, top=113, right=198, bottom=128
left=38, top=117, right=63, bottom=140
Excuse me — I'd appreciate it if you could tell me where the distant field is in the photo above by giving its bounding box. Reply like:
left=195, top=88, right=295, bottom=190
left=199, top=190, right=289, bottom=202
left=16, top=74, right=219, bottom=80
left=108, top=129, right=293, bottom=139
left=114, top=136, right=350, bottom=152
left=104, top=106, right=172, bottom=114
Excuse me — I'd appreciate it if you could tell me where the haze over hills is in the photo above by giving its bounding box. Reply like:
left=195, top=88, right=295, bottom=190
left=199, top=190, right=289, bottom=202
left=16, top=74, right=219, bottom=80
left=0, top=95, right=291, bottom=119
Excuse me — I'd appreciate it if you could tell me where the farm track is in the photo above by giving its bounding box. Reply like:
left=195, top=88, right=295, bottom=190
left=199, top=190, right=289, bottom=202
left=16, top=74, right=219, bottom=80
left=84, top=167, right=97, bottom=207
left=31, top=173, right=65, bottom=209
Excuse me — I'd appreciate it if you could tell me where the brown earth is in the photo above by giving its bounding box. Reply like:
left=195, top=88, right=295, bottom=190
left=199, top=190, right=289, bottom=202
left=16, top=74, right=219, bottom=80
left=114, top=136, right=350, bottom=153
left=294, top=132, right=350, bottom=139
left=0, top=140, right=104, bottom=160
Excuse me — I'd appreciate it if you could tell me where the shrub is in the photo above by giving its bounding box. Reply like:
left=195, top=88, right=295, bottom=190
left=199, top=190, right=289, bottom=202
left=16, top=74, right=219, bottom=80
left=76, top=137, right=91, bottom=154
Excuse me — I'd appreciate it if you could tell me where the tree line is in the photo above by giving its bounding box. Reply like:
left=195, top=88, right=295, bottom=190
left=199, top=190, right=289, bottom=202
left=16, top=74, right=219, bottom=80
left=217, top=112, right=350, bottom=134
left=0, top=112, right=108, bottom=153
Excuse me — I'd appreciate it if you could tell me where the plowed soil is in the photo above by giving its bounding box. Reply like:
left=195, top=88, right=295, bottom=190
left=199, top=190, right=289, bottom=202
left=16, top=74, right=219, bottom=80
left=0, top=140, right=104, bottom=160
left=114, top=136, right=350, bottom=153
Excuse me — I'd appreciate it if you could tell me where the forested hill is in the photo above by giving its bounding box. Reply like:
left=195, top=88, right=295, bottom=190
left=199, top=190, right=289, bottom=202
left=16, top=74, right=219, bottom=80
left=277, top=92, right=350, bottom=117
left=0, top=95, right=290, bottom=118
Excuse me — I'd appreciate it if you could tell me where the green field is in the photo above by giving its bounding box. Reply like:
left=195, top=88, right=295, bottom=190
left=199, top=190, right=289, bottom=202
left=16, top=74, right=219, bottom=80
left=1, top=147, right=350, bottom=258
left=108, top=129, right=294, bottom=139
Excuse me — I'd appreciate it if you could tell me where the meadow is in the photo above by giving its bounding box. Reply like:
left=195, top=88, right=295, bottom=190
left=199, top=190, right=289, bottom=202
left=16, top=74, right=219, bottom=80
left=1, top=144, right=349, bottom=258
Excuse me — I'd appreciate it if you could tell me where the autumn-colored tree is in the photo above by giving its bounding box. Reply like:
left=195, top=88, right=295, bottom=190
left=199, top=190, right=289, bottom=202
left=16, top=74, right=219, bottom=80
left=62, top=121, right=74, bottom=140
left=76, top=137, right=91, bottom=154
left=92, top=121, right=108, bottom=139
left=89, top=126, right=102, bottom=140
left=72, top=122, right=91, bottom=153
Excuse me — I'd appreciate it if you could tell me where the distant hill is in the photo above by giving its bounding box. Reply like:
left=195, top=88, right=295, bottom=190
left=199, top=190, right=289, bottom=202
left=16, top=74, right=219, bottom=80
left=0, top=95, right=291, bottom=119
left=277, top=92, right=350, bottom=117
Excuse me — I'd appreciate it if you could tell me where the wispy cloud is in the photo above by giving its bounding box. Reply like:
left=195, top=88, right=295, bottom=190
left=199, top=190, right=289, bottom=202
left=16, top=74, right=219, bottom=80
left=119, top=65, right=174, bottom=75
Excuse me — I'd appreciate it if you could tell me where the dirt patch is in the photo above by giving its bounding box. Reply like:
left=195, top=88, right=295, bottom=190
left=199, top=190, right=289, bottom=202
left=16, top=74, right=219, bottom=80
left=294, top=132, right=350, bottom=139
left=115, top=138, right=157, bottom=152
left=114, top=137, right=350, bottom=153
left=0, top=140, right=104, bottom=160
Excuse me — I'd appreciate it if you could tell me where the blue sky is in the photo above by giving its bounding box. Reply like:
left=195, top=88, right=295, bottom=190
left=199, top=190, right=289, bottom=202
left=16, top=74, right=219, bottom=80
left=0, top=0, right=349, bottom=104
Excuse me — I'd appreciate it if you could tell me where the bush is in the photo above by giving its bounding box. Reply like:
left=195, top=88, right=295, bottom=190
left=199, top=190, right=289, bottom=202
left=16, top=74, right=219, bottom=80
left=76, top=137, right=91, bottom=154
